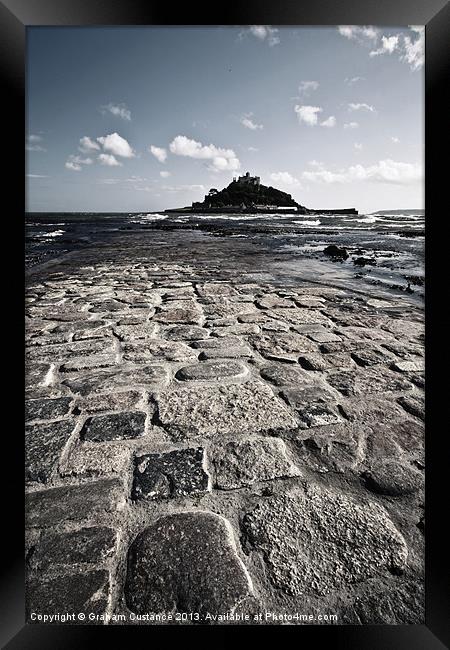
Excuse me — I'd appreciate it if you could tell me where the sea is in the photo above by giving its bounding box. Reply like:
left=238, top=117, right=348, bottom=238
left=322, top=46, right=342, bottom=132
left=25, top=210, right=425, bottom=302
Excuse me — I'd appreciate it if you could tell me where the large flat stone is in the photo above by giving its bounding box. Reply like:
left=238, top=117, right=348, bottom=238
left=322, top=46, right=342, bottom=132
left=121, top=339, right=197, bottom=363
left=163, top=325, right=209, bottom=341
left=63, top=365, right=169, bottom=396
left=249, top=332, right=316, bottom=362
left=242, top=485, right=408, bottom=597
left=132, top=448, right=209, bottom=500
left=212, top=437, right=300, bottom=489
left=26, top=478, right=125, bottom=527
left=81, top=411, right=147, bottom=442
left=27, top=570, right=110, bottom=623
left=326, top=367, right=413, bottom=397
left=175, top=360, right=248, bottom=382
left=156, top=381, right=298, bottom=440
left=125, top=512, right=252, bottom=616
left=74, top=390, right=143, bottom=414
left=199, top=346, right=252, bottom=360
left=31, top=527, right=118, bottom=571
left=362, top=459, right=424, bottom=497
left=260, top=364, right=312, bottom=387
left=26, top=420, right=75, bottom=483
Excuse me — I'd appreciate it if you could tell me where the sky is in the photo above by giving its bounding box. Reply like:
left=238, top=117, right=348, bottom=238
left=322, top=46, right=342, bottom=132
left=26, top=26, right=424, bottom=214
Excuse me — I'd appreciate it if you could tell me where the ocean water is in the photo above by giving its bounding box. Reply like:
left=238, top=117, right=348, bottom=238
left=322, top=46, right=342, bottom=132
left=25, top=210, right=424, bottom=301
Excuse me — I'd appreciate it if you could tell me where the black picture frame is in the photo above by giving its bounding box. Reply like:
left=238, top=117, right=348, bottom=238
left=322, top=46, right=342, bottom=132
left=3, top=0, right=449, bottom=647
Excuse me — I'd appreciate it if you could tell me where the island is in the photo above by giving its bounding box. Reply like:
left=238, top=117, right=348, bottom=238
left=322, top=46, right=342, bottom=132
left=164, top=171, right=358, bottom=215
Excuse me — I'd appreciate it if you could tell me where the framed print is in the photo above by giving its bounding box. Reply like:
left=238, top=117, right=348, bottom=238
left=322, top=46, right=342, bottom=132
left=1, top=0, right=448, bottom=647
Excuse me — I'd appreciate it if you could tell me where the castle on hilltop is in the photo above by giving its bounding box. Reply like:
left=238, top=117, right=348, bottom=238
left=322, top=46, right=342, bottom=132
left=233, top=171, right=261, bottom=186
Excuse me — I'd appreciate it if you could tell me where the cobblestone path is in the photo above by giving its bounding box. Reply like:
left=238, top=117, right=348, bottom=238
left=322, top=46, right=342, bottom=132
left=25, top=231, right=424, bottom=625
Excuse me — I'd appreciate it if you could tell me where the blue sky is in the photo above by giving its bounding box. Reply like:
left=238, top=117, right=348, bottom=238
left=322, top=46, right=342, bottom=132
left=26, top=26, right=424, bottom=213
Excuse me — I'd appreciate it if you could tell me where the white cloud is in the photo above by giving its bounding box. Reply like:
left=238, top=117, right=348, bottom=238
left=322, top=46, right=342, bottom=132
left=97, top=132, right=135, bottom=158
left=26, top=134, right=46, bottom=152
left=344, top=121, right=359, bottom=129
left=354, top=142, right=363, bottom=151
left=298, top=81, right=319, bottom=98
left=402, top=26, right=424, bottom=70
left=162, top=184, right=205, bottom=192
left=301, top=159, right=422, bottom=185
left=294, top=105, right=322, bottom=126
left=79, top=136, right=100, bottom=153
left=320, top=116, right=336, bottom=128
left=160, top=170, right=171, bottom=178
left=65, top=154, right=93, bottom=171
left=98, top=153, right=122, bottom=166
left=370, top=35, right=399, bottom=57
left=269, top=172, right=301, bottom=187
left=240, top=114, right=263, bottom=130
left=169, top=135, right=240, bottom=172
left=338, top=26, right=378, bottom=43
left=391, top=136, right=400, bottom=143
left=348, top=103, right=375, bottom=113
left=149, top=145, right=167, bottom=163
left=100, top=103, right=131, bottom=121
left=248, top=25, right=280, bottom=46
left=248, top=146, right=259, bottom=152
left=345, top=76, right=365, bottom=85
left=27, top=173, right=49, bottom=178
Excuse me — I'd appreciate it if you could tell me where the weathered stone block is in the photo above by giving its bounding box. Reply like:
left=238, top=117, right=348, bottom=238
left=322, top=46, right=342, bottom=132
left=31, top=527, right=118, bottom=570
left=81, top=411, right=147, bottom=442
left=176, top=360, right=248, bottom=382
left=26, top=420, right=75, bottom=483
left=25, top=397, right=73, bottom=422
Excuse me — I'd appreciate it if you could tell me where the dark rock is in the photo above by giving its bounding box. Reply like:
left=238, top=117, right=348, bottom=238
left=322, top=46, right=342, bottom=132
left=125, top=512, right=253, bottom=617
left=323, top=245, right=348, bottom=260
left=25, top=396, right=73, bottom=422
left=132, top=448, right=209, bottom=500
left=26, top=420, right=75, bottom=483
left=26, top=478, right=124, bottom=527
left=353, top=257, right=377, bottom=266
left=31, top=527, right=117, bottom=570
left=81, top=411, right=146, bottom=442
left=27, top=570, right=110, bottom=623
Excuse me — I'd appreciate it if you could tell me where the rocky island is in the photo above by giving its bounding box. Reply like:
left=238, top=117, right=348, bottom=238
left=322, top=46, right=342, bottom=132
left=164, top=172, right=358, bottom=215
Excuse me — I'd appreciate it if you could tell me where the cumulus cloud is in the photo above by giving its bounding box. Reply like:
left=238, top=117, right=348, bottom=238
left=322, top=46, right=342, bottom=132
left=338, top=25, right=424, bottom=71
left=298, top=81, right=319, bottom=98
left=98, top=153, right=122, bottom=166
left=345, top=76, right=365, bottom=85
left=320, top=116, right=336, bottom=128
left=269, top=172, right=301, bottom=187
left=354, top=142, right=363, bottom=151
left=294, top=105, right=322, bottom=126
left=391, top=136, right=400, bottom=143
left=344, top=122, right=359, bottom=129
left=248, top=25, right=280, bottom=46
left=160, top=170, right=171, bottom=178
left=149, top=145, right=168, bottom=163
left=97, top=132, right=135, bottom=158
left=26, top=134, right=46, bottom=152
left=65, top=154, right=93, bottom=171
left=240, top=114, right=263, bottom=130
left=79, top=136, right=100, bottom=153
left=348, top=103, right=375, bottom=113
left=370, top=35, right=399, bottom=57
left=169, top=135, right=240, bottom=172
left=248, top=146, right=259, bottom=152
left=301, top=159, right=422, bottom=185
left=100, top=103, right=131, bottom=121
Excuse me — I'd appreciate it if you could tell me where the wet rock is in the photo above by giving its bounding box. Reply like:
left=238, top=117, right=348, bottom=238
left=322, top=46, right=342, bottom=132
left=176, top=360, right=248, bottom=382
left=81, top=411, right=146, bottom=442
left=31, top=527, right=117, bottom=571
left=212, top=437, right=300, bottom=489
left=25, top=396, right=73, bottom=422
left=26, top=420, right=75, bottom=483
left=62, top=442, right=132, bottom=477
left=27, top=570, right=110, bottom=623
left=362, top=459, right=424, bottom=496
left=323, top=245, right=348, bottom=260
left=125, top=512, right=252, bottom=617
left=242, top=485, right=407, bottom=597
left=157, top=381, right=298, bottom=440
left=132, top=448, right=209, bottom=500
left=26, top=478, right=125, bottom=527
